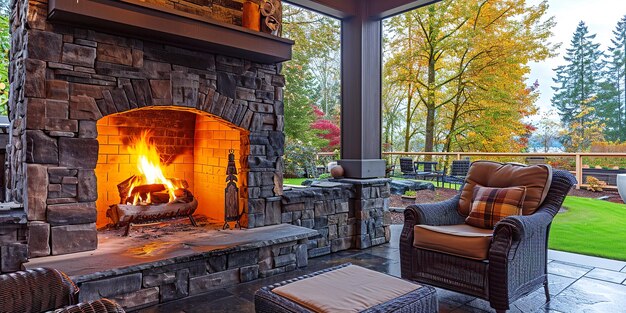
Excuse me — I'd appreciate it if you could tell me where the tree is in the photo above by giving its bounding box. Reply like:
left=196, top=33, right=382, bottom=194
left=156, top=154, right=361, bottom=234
left=383, top=0, right=556, bottom=154
left=310, top=106, right=340, bottom=151
left=597, top=15, right=626, bottom=142
left=282, top=4, right=341, bottom=149
left=560, top=104, right=605, bottom=152
left=552, top=21, right=605, bottom=143
left=532, top=111, right=562, bottom=152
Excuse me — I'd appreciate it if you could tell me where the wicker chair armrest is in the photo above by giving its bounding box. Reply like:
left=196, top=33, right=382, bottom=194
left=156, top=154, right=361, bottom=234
left=404, top=193, right=464, bottom=226
left=53, top=298, right=125, bottom=313
left=493, top=211, right=553, bottom=243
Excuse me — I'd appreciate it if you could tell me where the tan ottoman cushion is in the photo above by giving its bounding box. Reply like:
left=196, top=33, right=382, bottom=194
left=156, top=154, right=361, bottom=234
left=271, top=265, right=421, bottom=313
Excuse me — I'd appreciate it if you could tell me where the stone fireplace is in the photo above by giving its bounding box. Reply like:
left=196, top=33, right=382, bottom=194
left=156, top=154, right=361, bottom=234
left=6, top=0, right=289, bottom=257
left=2, top=2, right=391, bottom=306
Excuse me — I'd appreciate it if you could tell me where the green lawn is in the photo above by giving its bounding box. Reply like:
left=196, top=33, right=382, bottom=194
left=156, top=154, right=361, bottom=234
left=549, top=196, right=626, bottom=261
left=284, top=178, right=308, bottom=186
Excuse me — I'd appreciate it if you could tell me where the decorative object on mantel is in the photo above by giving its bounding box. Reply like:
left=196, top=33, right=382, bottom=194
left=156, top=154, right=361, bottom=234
left=261, top=0, right=282, bottom=36
left=243, top=0, right=261, bottom=31
left=224, top=149, right=242, bottom=229
left=330, top=165, right=344, bottom=178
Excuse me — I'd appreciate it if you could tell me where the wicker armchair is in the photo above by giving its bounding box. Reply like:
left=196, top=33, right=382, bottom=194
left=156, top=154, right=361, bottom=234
left=0, top=268, right=125, bottom=313
left=400, top=169, right=576, bottom=313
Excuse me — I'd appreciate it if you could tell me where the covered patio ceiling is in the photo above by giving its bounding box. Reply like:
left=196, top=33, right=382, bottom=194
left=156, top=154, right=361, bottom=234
left=285, top=0, right=440, bottom=179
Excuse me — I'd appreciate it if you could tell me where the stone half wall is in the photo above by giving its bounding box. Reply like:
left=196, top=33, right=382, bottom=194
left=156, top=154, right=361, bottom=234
left=277, top=179, right=392, bottom=257
left=6, top=0, right=285, bottom=259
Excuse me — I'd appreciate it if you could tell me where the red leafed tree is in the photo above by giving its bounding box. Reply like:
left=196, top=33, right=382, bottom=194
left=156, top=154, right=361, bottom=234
left=310, top=106, right=340, bottom=151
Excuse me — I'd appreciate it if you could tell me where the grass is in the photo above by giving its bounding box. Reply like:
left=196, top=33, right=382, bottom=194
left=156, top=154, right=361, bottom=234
left=283, top=178, right=308, bottom=186
left=549, top=196, right=626, bottom=261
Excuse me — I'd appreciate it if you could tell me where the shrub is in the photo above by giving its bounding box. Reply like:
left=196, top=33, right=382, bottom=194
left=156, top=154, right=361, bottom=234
left=404, top=190, right=417, bottom=197
left=284, top=141, right=319, bottom=178
left=586, top=176, right=607, bottom=192
left=318, top=173, right=331, bottom=179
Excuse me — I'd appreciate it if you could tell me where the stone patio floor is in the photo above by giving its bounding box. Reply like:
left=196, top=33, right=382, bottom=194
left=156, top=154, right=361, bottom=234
left=138, top=225, right=626, bottom=313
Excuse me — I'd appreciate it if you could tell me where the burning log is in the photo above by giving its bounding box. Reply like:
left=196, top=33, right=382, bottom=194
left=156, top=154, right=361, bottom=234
left=109, top=131, right=200, bottom=235
left=107, top=198, right=198, bottom=236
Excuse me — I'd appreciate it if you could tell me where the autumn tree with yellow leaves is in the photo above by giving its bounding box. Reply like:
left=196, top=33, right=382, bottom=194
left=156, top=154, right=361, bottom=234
left=383, top=0, right=557, bottom=153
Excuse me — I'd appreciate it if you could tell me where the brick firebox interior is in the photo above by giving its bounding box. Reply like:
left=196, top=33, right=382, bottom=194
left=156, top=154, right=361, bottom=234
left=95, top=108, right=247, bottom=228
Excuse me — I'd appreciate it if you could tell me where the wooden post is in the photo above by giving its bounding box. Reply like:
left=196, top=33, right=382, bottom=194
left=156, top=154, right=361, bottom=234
left=575, top=154, right=583, bottom=189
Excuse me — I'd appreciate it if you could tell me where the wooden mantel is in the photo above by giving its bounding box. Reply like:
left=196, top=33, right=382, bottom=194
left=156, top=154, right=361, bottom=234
left=48, top=0, right=294, bottom=64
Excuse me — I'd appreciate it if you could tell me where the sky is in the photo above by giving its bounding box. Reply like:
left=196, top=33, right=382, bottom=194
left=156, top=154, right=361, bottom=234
left=527, top=0, right=626, bottom=123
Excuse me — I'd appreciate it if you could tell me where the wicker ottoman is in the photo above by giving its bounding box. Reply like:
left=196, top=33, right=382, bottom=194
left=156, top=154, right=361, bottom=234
left=254, top=263, right=437, bottom=313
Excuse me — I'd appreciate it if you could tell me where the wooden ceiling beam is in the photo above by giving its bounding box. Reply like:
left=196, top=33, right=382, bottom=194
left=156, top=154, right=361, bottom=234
left=285, top=0, right=440, bottom=20
left=283, top=0, right=357, bottom=19
left=366, top=0, right=440, bottom=19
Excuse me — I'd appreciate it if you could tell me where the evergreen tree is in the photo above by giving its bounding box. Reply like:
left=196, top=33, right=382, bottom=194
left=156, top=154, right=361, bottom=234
left=598, top=15, right=626, bottom=142
left=552, top=21, right=605, bottom=146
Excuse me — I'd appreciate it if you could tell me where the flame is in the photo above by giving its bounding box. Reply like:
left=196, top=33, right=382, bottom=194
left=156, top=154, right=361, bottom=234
left=126, top=131, right=178, bottom=205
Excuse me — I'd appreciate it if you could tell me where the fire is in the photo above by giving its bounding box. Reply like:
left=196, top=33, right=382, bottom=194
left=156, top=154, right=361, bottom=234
left=126, top=131, right=179, bottom=205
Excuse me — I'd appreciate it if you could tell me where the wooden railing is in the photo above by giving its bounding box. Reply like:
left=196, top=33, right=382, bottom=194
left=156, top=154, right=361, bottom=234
left=315, top=151, right=626, bottom=190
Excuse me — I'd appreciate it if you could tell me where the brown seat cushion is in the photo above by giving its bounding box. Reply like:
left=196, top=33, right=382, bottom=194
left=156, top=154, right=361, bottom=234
left=414, top=224, right=493, bottom=260
left=465, top=186, right=526, bottom=229
left=271, top=265, right=421, bottom=312
left=458, top=161, right=552, bottom=216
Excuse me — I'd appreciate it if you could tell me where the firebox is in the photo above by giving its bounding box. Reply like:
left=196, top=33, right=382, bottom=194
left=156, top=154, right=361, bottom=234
left=94, top=108, right=248, bottom=230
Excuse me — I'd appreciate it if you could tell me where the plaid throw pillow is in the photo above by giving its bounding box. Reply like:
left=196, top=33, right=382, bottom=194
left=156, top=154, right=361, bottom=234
left=465, top=186, right=526, bottom=229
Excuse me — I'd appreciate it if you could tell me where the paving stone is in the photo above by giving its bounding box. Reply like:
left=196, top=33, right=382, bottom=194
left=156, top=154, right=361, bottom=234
left=585, top=268, right=626, bottom=284
left=548, top=261, right=592, bottom=279
left=547, top=277, right=626, bottom=313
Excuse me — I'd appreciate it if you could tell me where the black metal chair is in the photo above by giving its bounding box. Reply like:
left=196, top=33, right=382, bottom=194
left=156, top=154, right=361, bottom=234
left=444, top=159, right=470, bottom=189
left=399, top=158, right=417, bottom=178
left=414, top=161, right=441, bottom=183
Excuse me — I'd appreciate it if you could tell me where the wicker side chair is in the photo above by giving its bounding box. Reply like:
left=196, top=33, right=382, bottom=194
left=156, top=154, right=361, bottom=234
left=0, top=268, right=126, bottom=313
left=0, top=267, right=78, bottom=313
left=400, top=169, right=576, bottom=313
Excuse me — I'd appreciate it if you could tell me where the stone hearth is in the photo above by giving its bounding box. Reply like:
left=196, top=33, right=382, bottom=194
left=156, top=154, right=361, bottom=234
left=25, top=224, right=316, bottom=310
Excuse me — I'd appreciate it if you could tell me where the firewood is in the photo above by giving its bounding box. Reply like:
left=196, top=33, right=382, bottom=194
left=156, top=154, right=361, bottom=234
left=117, top=175, right=138, bottom=203
left=150, top=191, right=170, bottom=204
left=168, top=178, right=189, bottom=189
left=107, top=199, right=199, bottom=226
left=130, top=184, right=166, bottom=196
